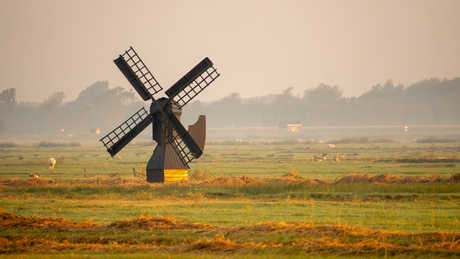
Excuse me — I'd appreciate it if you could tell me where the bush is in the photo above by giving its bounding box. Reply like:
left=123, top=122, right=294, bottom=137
left=417, top=136, right=459, bottom=143
left=34, top=140, right=82, bottom=147
left=0, top=121, right=7, bottom=135
left=330, top=136, right=370, bottom=144
left=370, top=137, right=397, bottom=143
left=0, top=142, right=18, bottom=147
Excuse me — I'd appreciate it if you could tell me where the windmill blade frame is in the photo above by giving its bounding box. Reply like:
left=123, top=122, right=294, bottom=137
left=114, top=46, right=163, bottom=101
left=151, top=103, right=203, bottom=166
left=165, top=57, right=220, bottom=108
left=100, top=107, right=152, bottom=157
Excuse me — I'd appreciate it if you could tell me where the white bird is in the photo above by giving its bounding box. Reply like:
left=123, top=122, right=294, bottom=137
left=47, top=157, right=56, bottom=169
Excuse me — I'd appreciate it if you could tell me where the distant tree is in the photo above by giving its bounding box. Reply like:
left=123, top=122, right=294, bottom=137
left=40, top=91, right=66, bottom=128
left=359, top=79, right=404, bottom=101
left=0, top=88, right=17, bottom=132
left=69, top=81, right=111, bottom=131
left=75, top=81, right=110, bottom=104
left=304, top=83, right=343, bottom=106
left=272, top=87, right=302, bottom=121
left=92, top=86, right=136, bottom=129
left=302, top=84, right=343, bottom=125
left=206, top=92, right=243, bottom=127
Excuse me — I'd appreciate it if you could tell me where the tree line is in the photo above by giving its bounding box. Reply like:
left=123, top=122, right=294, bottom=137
left=183, top=77, right=460, bottom=128
left=0, top=81, right=138, bottom=135
left=0, top=77, right=459, bottom=135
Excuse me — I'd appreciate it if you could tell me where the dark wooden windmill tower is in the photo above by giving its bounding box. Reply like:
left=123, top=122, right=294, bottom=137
left=100, top=47, right=220, bottom=183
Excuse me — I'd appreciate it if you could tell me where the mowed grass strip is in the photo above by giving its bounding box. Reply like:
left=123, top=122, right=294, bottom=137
left=1, top=210, right=460, bottom=258
left=1, top=179, right=460, bottom=232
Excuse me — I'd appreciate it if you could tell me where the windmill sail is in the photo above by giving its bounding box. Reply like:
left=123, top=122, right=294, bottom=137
left=100, top=107, right=152, bottom=157
left=167, top=113, right=202, bottom=157
left=153, top=110, right=203, bottom=166
left=114, top=46, right=163, bottom=101
left=165, top=57, right=220, bottom=108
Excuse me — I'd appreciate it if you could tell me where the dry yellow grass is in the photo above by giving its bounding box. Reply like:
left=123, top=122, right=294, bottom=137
left=1, top=173, right=459, bottom=188
left=0, top=208, right=99, bottom=232
left=1, top=209, right=460, bottom=256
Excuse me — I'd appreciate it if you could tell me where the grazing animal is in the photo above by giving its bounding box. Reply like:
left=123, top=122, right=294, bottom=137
left=29, top=173, right=40, bottom=178
left=47, top=157, right=56, bottom=169
left=83, top=168, right=93, bottom=178
left=313, top=155, right=322, bottom=162
left=132, top=168, right=141, bottom=177
left=106, top=156, right=112, bottom=160
left=338, top=153, right=344, bottom=158
left=34, top=154, right=41, bottom=158
left=19, top=155, right=26, bottom=161
left=322, top=153, right=328, bottom=157
left=108, top=173, right=118, bottom=178
left=117, top=154, right=122, bottom=160
left=288, top=151, right=295, bottom=157
left=322, top=155, right=327, bottom=161
left=334, top=156, right=339, bottom=162
left=353, top=152, right=359, bottom=157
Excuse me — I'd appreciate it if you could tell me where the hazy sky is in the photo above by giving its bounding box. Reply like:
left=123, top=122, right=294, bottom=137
left=1, top=0, right=459, bottom=104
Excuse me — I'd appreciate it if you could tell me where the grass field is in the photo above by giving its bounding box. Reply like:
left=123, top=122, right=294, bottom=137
left=1, top=137, right=460, bottom=258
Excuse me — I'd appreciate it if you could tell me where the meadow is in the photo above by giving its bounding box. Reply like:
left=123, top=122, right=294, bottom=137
left=0, top=133, right=460, bottom=258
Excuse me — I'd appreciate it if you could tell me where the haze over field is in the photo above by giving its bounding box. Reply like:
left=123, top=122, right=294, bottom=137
left=1, top=0, right=459, bottom=104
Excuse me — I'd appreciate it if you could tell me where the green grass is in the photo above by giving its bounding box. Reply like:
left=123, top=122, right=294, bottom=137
left=1, top=142, right=460, bottom=257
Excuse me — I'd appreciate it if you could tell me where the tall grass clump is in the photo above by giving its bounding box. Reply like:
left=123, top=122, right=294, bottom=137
left=370, top=137, right=397, bottom=143
left=330, top=136, right=370, bottom=144
left=34, top=140, right=82, bottom=147
left=417, top=136, right=459, bottom=143
left=0, top=142, right=18, bottom=147
left=189, top=167, right=214, bottom=181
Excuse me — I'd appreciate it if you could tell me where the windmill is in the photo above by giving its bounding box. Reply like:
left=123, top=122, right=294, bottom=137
left=100, top=46, right=220, bottom=183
